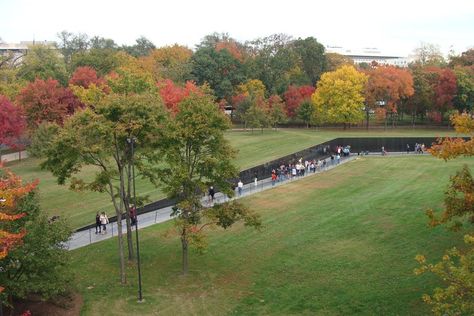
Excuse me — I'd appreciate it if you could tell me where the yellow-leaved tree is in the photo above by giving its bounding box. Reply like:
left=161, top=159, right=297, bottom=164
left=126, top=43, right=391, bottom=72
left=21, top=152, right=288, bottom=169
left=311, top=65, right=367, bottom=129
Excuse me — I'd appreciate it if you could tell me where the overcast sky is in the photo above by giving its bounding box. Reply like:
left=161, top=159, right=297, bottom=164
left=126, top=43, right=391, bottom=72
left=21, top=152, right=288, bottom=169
left=1, top=0, right=473, bottom=56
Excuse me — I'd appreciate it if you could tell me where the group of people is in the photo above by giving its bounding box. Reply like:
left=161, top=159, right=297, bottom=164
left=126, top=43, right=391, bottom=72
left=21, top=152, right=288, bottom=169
left=95, top=212, right=109, bottom=234
left=94, top=205, right=138, bottom=235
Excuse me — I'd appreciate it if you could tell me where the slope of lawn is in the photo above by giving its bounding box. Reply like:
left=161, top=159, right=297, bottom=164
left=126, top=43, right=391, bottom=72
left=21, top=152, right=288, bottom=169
left=70, top=155, right=472, bottom=315
left=6, top=128, right=463, bottom=228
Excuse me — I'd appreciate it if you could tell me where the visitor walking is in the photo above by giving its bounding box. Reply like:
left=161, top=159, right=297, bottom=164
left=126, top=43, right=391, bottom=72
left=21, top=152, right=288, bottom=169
left=237, top=179, right=243, bottom=196
left=100, top=211, right=109, bottom=234
left=208, top=186, right=215, bottom=205
left=130, top=205, right=137, bottom=227
left=95, top=212, right=101, bottom=234
left=406, top=144, right=410, bottom=154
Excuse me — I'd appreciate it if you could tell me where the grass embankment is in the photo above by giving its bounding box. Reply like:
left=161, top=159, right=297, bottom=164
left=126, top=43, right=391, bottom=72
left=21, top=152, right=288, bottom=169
left=7, top=128, right=462, bottom=228
left=71, top=156, right=472, bottom=315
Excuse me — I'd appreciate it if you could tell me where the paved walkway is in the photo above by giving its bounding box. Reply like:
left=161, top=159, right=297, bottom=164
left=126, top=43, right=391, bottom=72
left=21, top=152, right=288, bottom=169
left=68, top=153, right=422, bottom=250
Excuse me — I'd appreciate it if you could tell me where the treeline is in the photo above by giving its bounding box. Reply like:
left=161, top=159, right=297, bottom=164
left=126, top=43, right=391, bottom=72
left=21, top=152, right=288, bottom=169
left=0, top=32, right=473, bottom=146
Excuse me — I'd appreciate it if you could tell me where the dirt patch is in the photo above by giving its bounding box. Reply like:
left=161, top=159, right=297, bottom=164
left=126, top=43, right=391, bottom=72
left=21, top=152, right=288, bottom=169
left=7, top=292, right=83, bottom=316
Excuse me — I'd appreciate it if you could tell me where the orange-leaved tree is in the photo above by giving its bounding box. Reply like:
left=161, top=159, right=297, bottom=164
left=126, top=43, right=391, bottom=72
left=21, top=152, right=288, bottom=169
left=0, top=164, right=37, bottom=293
left=414, top=112, right=474, bottom=315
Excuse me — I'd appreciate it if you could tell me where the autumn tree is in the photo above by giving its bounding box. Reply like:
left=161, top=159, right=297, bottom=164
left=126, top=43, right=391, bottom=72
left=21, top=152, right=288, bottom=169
left=1, top=174, right=72, bottom=306
left=158, top=92, right=261, bottom=274
left=325, top=52, right=354, bottom=72
left=415, top=112, right=474, bottom=315
left=236, top=79, right=266, bottom=99
left=364, top=66, right=414, bottom=128
left=283, top=85, right=315, bottom=118
left=449, top=48, right=474, bottom=67
left=0, top=95, right=26, bottom=148
left=69, top=66, right=106, bottom=88
left=140, top=44, right=193, bottom=83
left=0, top=166, right=34, bottom=301
left=16, top=78, right=83, bottom=128
left=157, top=79, right=201, bottom=113
left=312, top=65, right=368, bottom=129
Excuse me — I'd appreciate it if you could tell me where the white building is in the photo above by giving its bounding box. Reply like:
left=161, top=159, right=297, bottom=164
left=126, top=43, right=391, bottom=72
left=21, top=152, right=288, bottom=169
left=326, top=46, right=412, bottom=67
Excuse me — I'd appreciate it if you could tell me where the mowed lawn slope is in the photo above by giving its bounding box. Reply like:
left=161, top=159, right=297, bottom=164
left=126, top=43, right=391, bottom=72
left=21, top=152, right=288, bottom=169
left=70, top=156, right=471, bottom=315
left=7, top=129, right=461, bottom=229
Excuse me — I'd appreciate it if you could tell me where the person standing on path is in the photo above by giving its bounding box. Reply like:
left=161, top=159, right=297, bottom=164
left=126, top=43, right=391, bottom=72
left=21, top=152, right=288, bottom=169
left=254, top=172, right=258, bottom=187
left=406, top=144, right=410, bottom=154
left=237, top=179, right=243, bottom=196
left=100, top=211, right=109, bottom=234
left=271, top=170, right=277, bottom=186
left=95, top=212, right=101, bottom=234
left=208, top=186, right=215, bottom=205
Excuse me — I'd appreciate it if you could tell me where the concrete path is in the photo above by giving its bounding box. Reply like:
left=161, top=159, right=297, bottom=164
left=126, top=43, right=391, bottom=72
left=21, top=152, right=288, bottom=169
left=67, top=152, right=416, bottom=250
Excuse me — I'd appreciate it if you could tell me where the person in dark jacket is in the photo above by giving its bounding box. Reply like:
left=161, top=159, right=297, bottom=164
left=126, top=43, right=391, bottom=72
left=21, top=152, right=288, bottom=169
left=95, top=212, right=101, bottom=234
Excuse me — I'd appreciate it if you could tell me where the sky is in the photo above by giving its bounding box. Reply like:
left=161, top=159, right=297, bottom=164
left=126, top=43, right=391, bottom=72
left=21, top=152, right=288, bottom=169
left=1, top=0, right=473, bottom=57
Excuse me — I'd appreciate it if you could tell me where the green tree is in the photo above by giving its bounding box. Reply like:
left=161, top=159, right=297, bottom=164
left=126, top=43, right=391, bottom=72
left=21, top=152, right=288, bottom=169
left=56, top=31, right=90, bottom=72
left=158, top=93, right=261, bottom=274
left=42, top=92, right=167, bottom=284
left=297, top=100, right=314, bottom=128
left=121, top=36, right=156, bottom=58
left=292, top=37, right=326, bottom=85
left=191, top=46, right=245, bottom=100
left=72, top=48, right=120, bottom=76
left=18, top=45, right=68, bottom=85
left=453, top=66, right=474, bottom=112
left=312, top=65, right=367, bottom=129
left=28, top=122, right=60, bottom=158
left=268, top=95, right=287, bottom=129
left=246, top=34, right=300, bottom=95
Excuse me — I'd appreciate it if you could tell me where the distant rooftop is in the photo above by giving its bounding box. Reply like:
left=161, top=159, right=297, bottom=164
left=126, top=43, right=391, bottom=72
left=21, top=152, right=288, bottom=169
left=0, top=41, right=56, bottom=50
left=326, top=45, right=405, bottom=58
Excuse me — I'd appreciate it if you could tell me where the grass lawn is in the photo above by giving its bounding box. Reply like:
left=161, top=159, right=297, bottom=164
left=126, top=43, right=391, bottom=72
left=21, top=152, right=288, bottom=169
left=6, top=128, right=464, bottom=229
left=70, top=155, right=472, bottom=315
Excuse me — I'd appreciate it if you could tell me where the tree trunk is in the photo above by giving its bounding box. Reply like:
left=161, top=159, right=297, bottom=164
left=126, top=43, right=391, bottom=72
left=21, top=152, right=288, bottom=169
left=181, top=230, right=188, bottom=275
left=116, top=212, right=127, bottom=284
left=366, top=109, right=370, bottom=130
left=125, top=163, right=134, bottom=261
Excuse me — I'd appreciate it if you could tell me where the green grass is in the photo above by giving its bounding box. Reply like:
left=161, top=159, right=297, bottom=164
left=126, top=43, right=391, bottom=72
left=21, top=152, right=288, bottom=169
left=6, top=128, right=463, bottom=228
left=70, top=156, right=472, bottom=315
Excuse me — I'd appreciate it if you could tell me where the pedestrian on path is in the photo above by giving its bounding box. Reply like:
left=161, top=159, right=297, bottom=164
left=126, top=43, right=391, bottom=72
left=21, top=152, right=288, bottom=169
left=238, top=179, right=243, bottom=196
left=100, top=211, right=109, bottom=234
left=95, top=212, right=101, bottom=234
left=254, top=172, right=258, bottom=187
left=208, top=186, right=215, bottom=205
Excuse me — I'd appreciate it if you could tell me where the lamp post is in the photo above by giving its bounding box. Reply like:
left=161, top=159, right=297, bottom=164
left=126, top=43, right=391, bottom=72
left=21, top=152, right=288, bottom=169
left=127, top=137, right=143, bottom=302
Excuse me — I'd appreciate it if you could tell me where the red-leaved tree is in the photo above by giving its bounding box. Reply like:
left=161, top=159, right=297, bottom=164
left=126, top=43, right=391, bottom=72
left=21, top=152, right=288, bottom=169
left=17, top=78, right=83, bottom=128
left=157, top=79, right=201, bottom=113
left=283, top=85, right=315, bottom=118
left=0, top=95, right=26, bottom=148
left=69, top=66, right=106, bottom=88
